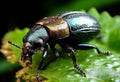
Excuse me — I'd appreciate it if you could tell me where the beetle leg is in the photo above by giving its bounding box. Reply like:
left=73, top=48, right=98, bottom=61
left=64, top=45, right=86, bottom=77
left=39, top=45, right=59, bottom=70
left=51, top=47, right=60, bottom=57
left=36, top=44, right=48, bottom=82
left=49, top=42, right=60, bottom=57
left=76, top=44, right=111, bottom=55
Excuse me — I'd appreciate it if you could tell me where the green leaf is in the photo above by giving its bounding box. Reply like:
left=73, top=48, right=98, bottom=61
left=0, top=59, right=20, bottom=74
left=0, top=28, right=29, bottom=63
left=1, top=8, right=120, bottom=82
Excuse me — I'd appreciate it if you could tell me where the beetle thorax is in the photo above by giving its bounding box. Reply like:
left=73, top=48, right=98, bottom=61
left=23, top=25, right=49, bottom=45
left=36, top=16, right=70, bottom=39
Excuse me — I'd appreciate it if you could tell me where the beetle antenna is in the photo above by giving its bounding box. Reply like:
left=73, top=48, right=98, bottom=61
left=8, top=41, right=22, bottom=49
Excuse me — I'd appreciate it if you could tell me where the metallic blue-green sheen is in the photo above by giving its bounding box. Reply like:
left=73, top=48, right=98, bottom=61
left=23, top=25, right=48, bottom=43
left=59, top=11, right=100, bottom=45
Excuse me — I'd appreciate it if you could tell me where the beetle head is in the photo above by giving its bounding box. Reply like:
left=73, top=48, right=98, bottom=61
left=22, top=42, right=33, bottom=62
left=22, top=38, right=45, bottom=63
left=8, top=38, right=44, bottom=64
left=8, top=41, right=32, bottom=63
left=8, top=24, right=49, bottom=63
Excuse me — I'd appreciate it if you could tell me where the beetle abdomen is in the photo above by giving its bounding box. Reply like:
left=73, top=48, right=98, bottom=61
left=59, top=11, right=100, bottom=43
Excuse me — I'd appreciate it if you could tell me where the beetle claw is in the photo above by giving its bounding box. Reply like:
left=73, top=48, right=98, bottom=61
left=105, top=51, right=112, bottom=55
left=82, top=72, right=86, bottom=77
left=36, top=70, right=40, bottom=82
left=100, top=51, right=112, bottom=55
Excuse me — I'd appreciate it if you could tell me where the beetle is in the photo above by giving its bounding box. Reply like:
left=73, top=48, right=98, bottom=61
left=8, top=11, right=110, bottom=81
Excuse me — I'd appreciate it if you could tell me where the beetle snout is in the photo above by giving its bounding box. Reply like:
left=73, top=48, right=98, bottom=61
left=21, top=53, right=32, bottom=64
left=21, top=53, right=29, bottom=61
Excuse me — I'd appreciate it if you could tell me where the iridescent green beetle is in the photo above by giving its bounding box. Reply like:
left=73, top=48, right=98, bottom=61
left=9, top=11, right=110, bottom=82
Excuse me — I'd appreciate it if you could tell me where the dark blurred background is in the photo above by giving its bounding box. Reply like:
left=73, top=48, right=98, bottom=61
left=1, top=0, right=120, bottom=82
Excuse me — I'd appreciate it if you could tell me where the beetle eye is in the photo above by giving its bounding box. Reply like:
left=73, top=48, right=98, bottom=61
left=36, top=38, right=44, bottom=46
left=23, top=42, right=32, bottom=53
left=25, top=42, right=32, bottom=47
